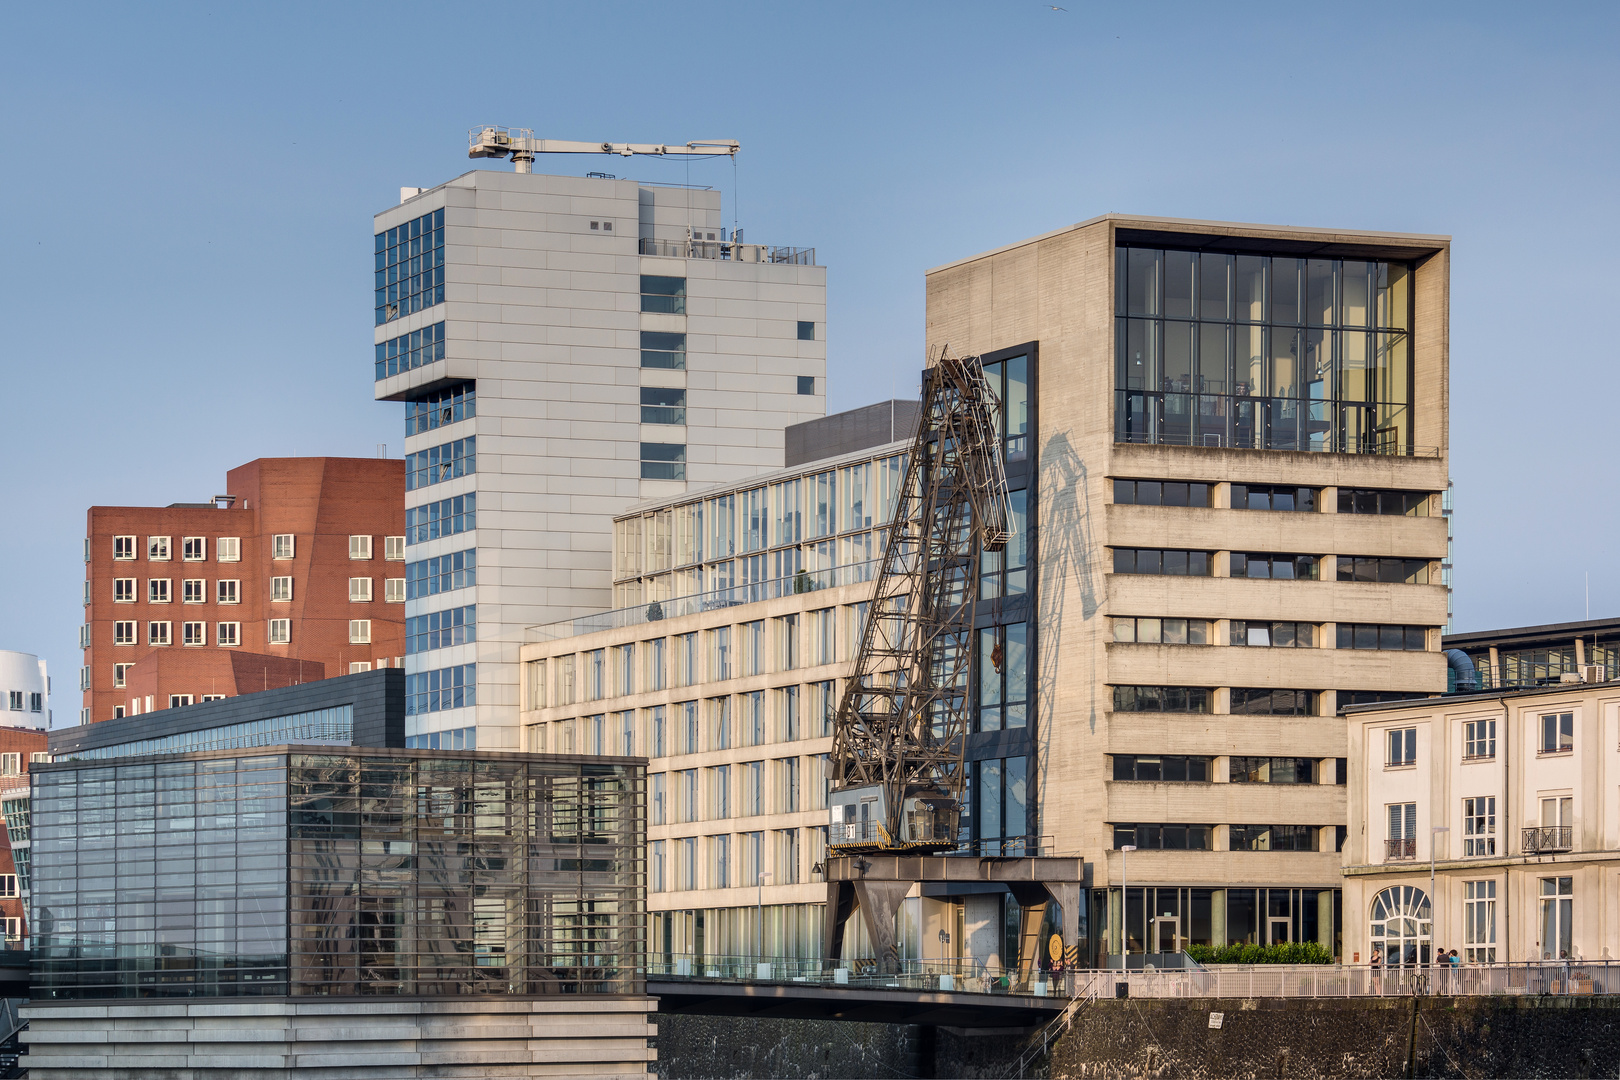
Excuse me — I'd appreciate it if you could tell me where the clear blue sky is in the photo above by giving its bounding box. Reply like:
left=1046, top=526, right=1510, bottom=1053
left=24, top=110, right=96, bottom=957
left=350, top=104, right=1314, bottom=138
left=4, top=2, right=1617, bottom=708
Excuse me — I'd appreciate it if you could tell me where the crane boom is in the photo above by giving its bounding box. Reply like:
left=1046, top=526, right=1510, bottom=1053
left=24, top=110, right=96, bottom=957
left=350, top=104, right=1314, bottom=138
left=827, top=351, right=1012, bottom=854
left=469, top=127, right=739, bottom=172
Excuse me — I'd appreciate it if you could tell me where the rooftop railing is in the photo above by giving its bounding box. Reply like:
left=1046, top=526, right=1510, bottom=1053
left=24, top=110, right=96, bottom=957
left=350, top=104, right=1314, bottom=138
left=639, top=236, right=815, bottom=265
left=528, top=559, right=883, bottom=642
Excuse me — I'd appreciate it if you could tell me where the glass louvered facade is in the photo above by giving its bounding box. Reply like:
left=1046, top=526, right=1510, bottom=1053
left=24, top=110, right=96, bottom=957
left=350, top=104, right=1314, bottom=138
left=31, top=747, right=645, bottom=1000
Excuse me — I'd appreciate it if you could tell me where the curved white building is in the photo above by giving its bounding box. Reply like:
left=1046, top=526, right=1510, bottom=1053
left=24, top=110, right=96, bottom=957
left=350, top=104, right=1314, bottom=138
left=0, top=652, right=48, bottom=730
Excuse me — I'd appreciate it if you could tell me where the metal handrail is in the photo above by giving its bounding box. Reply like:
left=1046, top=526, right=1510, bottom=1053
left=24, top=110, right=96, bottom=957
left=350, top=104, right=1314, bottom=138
left=1385, top=837, right=1416, bottom=860
left=1522, top=825, right=1572, bottom=854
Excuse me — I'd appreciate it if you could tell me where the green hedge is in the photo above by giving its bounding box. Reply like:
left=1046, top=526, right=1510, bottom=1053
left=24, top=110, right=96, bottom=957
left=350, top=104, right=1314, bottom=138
left=1184, top=941, right=1334, bottom=965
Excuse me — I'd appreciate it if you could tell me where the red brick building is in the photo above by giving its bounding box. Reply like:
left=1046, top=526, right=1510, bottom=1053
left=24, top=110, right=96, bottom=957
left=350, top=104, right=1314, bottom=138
left=82, top=458, right=405, bottom=722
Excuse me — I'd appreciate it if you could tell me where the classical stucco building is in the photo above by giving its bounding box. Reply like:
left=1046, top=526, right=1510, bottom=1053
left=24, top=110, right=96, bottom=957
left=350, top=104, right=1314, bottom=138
left=1343, top=674, right=1620, bottom=968
left=522, top=215, right=1452, bottom=968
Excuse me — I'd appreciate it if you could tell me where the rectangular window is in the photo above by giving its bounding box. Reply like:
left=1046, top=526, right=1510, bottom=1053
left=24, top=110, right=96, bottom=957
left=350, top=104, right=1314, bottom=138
left=350, top=662, right=372, bottom=674
left=1463, top=719, right=1496, bottom=760
left=1229, top=757, right=1316, bottom=783
left=978, top=622, right=1029, bottom=731
left=217, top=622, right=240, bottom=647
left=1111, top=686, right=1211, bottom=713
left=1464, top=880, right=1497, bottom=962
left=1112, top=479, right=1210, bottom=507
left=0, top=875, right=16, bottom=898
left=148, top=536, right=171, bottom=561
left=612, top=643, right=636, bottom=697
left=375, top=209, right=445, bottom=325
left=776, top=686, right=800, bottom=742
left=1386, top=727, right=1417, bottom=766
left=349, top=535, right=373, bottom=560
left=0, top=755, right=20, bottom=776
left=405, top=381, right=475, bottom=436
left=641, top=442, right=686, bottom=481
left=742, top=620, right=765, bottom=676
left=349, top=620, right=372, bottom=644
left=712, top=833, right=730, bottom=889
left=349, top=577, right=373, bottom=602
left=1230, top=553, right=1319, bottom=580
left=1338, top=488, right=1430, bottom=517
left=641, top=386, right=686, bottom=425
left=1229, top=620, right=1314, bottom=647
left=673, top=633, right=696, bottom=687
left=113, top=535, right=135, bottom=560
left=650, top=840, right=666, bottom=892
left=1230, top=688, right=1317, bottom=716
left=742, top=690, right=765, bottom=746
left=1540, top=711, right=1574, bottom=753
left=584, top=649, right=605, bottom=701
left=1114, top=616, right=1211, bottom=645
left=268, top=618, right=290, bottom=645
left=1230, top=825, right=1318, bottom=852
left=648, top=704, right=666, bottom=756
left=1112, top=755, right=1212, bottom=782
left=405, top=547, right=475, bottom=599
left=404, top=663, right=477, bottom=715
left=271, top=576, right=293, bottom=602
left=645, top=639, right=666, bottom=692
left=385, top=535, right=406, bottom=561
left=148, top=578, right=171, bottom=603
left=708, top=626, right=732, bottom=681
left=114, top=620, right=136, bottom=645
left=797, top=320, right=815, bottom=341
left=182, top=536, right=207, bottom=561
left=641, top=275, right=686, bottom=314
left=1230, top=484, right=1319, bottom=512
left=1336, top=624, right=1429, bottom=651
left=217, top=579, right=240, bottom=604
left=774, top=614, right=799, bottom=671
left=1337, top=556, right=1431, bottom=585
left=406, top=493, right=477, bottom=543
left=217, top=536, right=240, bottom=562
left=797, top=375, right=816, bottom=395
left=376, top=317, right=447, bottom=377
left=406, top=436, right=476, bottom=490
left=641, top=330, right=686, bottom=369
left=183, top=578, right=205, bottom=603
left=113, top=662, right=133, bottom=687
left=1112, top=548, right=1212, bottom=576
left=182, top=621, right=206, bottom=646
left=148, top=620, right=172, bottom=646
left=1463, top=796, right=1496, bottom=856
left=709, top=697, right=732, bottom=751
left=114, top=578, right=135, bottom=603
left=1539, top=876, right=1573, bottom=960
left=744, top=761, right=764, bottom=816
left=385, top=577, right=406, bottom=603
left=1111, top=823, right=1213, bottom=850
left=273, top=534, right=295, bottom=560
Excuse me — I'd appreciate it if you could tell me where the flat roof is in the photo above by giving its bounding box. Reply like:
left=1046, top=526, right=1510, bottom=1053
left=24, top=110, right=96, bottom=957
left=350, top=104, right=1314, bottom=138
left=927, top=213, right=1451, bottom=276
left=1443, top=616, right=1620, bottom=650
left=1340, top=679, right=1620, bottom=716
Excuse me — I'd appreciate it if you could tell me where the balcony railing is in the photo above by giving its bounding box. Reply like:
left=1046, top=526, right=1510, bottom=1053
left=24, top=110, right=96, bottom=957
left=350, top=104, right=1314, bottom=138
left=528, top=558, right=883, bottom=642
left=639, top=237, right=815, bottom=265
left=1522, top=826, right=1572, bottom=854
left=1385, top=838, right=1416, bottom=861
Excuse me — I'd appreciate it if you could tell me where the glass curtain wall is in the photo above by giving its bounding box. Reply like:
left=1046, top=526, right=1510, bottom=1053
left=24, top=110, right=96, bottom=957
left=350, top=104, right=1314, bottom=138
left=1116, top=246, right=1414, bottom=455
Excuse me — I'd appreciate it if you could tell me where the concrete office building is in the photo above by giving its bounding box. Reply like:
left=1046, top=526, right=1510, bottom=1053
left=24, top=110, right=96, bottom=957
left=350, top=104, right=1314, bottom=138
left=373, top=168, right=826, bottom=752
left=1342, top=674, right=1620, bottom=967
left=0, top=652, right=48, bottom=730
left=522, top=215, right=1452, bottom=970
left=81, top=458, right=407, bottom=724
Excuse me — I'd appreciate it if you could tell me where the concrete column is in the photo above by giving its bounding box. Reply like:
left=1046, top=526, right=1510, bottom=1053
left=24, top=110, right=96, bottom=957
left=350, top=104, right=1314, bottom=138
left=1211, top=888, right=1227, bottom=947
left=1318, top=889, right=1336, bottom=955
left=852, top=879, right=911, bottom=974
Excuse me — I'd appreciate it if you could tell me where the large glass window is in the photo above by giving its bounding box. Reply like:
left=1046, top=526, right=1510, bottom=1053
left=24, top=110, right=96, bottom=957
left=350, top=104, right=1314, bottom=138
left=1114, top=479, right=1209, bottom=507
left=1112, top=548, right=1211, bottom=576
left=1230, top=689, right=1316, bottom=716
left=406, top=548, right=475, bottom=599
left=1112, top=823, right=1211, bottom=850
left=1370, top=885, right=1431, bottom=966
left=1112, top=685, right=1211, bottom=713
left=1116, top=246, right=1414, bottom=455
left=405, top=605, right=475, bottom=654
left=1115, top=617, right=1210, bottom=644
left=1464, top=880, right=1497, bottom=962
left=1337, top=624, right=1429, bottom=651
left=375, top=321, right=446, bottom=380
left=641, top=331, right=686, bottom=369
left=1112, top=755, right=1211, bottom=782
left=980, top=353, right=1029, bottom=460
left=405, top=436, right=475, bottom=491
left=375, top=208, right=445, bottom=325
left=977, top=623, right=1028, bottom=731
left=405, top=380, right=474, bottom=435
left=641, top=275, right=686, bottom=314
left=1539, top=876, right=1573, bottom=959
left=641, top=387, right=686, bottom=425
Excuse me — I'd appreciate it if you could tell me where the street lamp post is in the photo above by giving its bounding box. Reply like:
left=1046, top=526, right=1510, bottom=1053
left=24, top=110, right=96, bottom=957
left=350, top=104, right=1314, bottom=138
left=1120, top=845, right=1137, bottom=969
left=1431, top=826, right=1450, bottom=969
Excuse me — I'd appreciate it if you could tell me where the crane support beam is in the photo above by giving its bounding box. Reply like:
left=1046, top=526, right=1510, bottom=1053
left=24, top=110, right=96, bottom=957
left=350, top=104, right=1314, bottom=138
left=469, top=127, right=738, bottom=172
left=827, top=350, right=1011, bottom=855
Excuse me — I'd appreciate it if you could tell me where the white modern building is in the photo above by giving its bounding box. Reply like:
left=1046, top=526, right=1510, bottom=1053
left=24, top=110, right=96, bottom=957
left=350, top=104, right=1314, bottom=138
left=373, top=166, right=827, bottom=750
left=1343, top=675, right=1620, bottom=966
left=0, top=651, right=49, bottom=730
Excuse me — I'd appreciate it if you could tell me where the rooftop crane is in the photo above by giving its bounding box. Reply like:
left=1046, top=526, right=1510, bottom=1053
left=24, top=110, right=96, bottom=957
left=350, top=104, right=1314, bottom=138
left=827, top=350, right=1012, bottom=855
left=468, top=126, right=739, bottom=172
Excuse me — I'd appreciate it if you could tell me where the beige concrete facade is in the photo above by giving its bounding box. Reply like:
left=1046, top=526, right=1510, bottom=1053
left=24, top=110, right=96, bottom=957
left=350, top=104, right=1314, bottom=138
left=1344, top=680, right=1620, bottom=967
left=925, top=215, right=1451, bottom=956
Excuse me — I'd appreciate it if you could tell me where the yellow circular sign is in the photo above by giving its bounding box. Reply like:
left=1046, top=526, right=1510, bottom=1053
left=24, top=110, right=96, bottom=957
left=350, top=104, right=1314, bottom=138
left=1048, top=933, right=1063, bottom=963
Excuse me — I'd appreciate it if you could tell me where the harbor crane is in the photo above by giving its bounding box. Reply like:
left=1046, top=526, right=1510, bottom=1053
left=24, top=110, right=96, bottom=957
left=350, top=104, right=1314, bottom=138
left=468, top=126, right=739, bottom=172
left=827, top=350, right=1013, bottom=855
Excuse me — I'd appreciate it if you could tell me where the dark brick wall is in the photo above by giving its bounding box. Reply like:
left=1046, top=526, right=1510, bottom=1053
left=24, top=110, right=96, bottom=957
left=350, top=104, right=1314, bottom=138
left=1049, top=996, right=1620, bottom=1079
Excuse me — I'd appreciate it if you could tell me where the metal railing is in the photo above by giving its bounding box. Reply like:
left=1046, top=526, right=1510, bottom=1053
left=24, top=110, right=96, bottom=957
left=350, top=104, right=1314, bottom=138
left=1522, top=825, right=1572, bottom=854
left=1103, top=961, right=1620, bottom=999
left=1385, top=837, right=1416, bottom=860
left=639, top=237, right=815, bottom=265
left=529, top=559, right=882, bottom=641
left=648, top=953, right=1071, bottom=998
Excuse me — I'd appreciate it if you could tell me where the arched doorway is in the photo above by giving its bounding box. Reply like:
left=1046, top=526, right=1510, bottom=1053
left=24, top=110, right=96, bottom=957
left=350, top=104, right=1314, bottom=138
left=1370, top=885, right=1431, bottom=966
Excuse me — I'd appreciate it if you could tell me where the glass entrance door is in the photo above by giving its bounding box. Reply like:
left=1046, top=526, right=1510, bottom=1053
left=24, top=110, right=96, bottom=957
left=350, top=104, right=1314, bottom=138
left=1269, top=917, right=1291, bottom=944
left=1153, top=917, right=1179, bottom=954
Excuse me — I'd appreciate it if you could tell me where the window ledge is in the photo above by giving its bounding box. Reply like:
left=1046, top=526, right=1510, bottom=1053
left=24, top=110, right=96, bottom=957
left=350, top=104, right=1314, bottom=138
left=1384, top=763, right=1417, bottom=771
left=1537, top=749, right=1574, bottom=757
left=1461, top=754, right=1495, bottom=763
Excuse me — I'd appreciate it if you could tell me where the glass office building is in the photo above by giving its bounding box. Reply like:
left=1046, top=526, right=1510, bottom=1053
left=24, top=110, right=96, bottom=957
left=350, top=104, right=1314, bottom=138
left=31, top=747, right=644, bottom=1000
